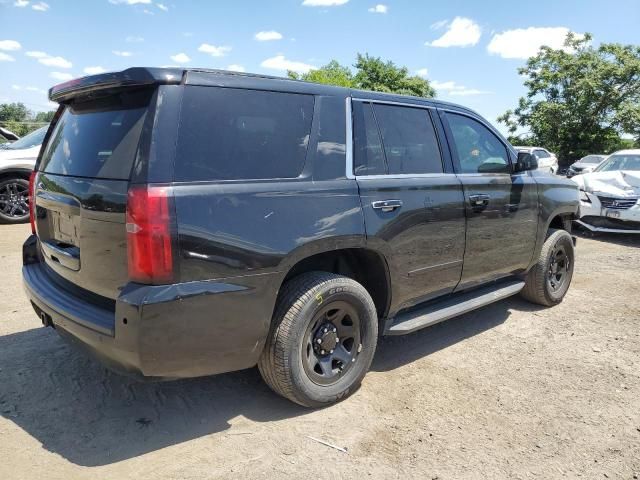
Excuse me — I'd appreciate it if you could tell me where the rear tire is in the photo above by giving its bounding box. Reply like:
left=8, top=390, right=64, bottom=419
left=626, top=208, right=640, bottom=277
left=0, top=178, right=30, bottom=224
left=258, top=272, right=378, bottom=408
left=520, top=229, right=574, bottom=306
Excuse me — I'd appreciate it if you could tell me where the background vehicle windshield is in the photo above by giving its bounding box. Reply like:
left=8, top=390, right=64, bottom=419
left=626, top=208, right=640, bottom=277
left=595, top=154, right=640, bottom=172
left=581, top=155, right=605, bottom=164
left=4, top=126, right=47, bottom=150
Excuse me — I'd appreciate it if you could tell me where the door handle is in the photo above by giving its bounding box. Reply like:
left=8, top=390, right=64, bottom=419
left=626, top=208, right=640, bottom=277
left=372, top=199, right=402, bottom=213
left=468, top=194, right=490, bottom=211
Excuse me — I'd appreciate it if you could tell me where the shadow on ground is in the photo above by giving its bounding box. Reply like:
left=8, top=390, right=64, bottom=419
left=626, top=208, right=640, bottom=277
left=574, top=228, right=640, bottom=248
left=1, top=296, right=533, bottom=467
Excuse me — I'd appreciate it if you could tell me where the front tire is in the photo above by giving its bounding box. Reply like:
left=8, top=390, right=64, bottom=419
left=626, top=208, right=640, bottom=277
left=520, top=229, right=574, bottom=306
left=258, top=272, right=378, bottom=408
left=0, top=178, right=30, bottom=224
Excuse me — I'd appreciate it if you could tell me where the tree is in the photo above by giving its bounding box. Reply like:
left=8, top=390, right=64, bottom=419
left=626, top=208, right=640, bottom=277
left=288, top=60, right=353, bottom=87
left=499, top=34, right=640, bottom=163
left=288, top=54, right=435, bottom=98
left=0, top=102, right=55, bottom=140
left=353, top=54, right=435, bottom=98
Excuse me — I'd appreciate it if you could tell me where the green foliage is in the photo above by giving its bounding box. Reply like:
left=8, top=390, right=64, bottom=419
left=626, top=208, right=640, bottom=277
left=287, top=54, right=435, bottom=98
left=288, top=60, right=353, bottom=87
left=0, top=102, right=55, bottom=140
left=499, top=34, right=640, bottom=163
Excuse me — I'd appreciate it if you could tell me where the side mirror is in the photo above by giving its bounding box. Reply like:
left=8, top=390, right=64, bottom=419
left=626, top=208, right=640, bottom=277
left=514, top=152, right=538, bottom=173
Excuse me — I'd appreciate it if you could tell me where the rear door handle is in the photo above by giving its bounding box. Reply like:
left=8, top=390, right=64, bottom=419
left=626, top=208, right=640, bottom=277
left=372, top=199, right=402, bottom=212
left=468, top=193, right=490, bottom=211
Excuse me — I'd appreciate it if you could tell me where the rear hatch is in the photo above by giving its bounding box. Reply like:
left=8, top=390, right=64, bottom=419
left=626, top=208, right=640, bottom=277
left=34, top=88, right=154, bottom=300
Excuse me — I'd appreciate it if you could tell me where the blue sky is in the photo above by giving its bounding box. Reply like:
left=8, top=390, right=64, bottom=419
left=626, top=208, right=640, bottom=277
left=1, top=0, right=639, bottom=134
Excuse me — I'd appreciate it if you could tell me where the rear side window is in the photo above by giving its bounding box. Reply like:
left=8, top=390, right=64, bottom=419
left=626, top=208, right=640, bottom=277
left=175, top=87, right=314, bottom=181
left=353, top=101, right=386, bottom=175
left=40, top=89, right=151, bottom=180
left=373, top=104, right=443, bottom=175
left=446, top=113, right=509, bottom=174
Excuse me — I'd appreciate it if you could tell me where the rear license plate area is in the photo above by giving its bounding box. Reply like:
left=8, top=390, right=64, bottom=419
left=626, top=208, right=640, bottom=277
left=51, top=211, right=79, bottom=246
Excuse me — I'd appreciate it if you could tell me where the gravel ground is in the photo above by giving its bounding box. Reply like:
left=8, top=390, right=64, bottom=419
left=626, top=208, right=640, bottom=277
left=0, top=223, right=638, bottom=479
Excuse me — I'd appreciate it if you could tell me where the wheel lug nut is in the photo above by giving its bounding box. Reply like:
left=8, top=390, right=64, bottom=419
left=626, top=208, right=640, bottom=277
left=316, top=338, right=322, bottom=344
left=323, top=328, right=328, bottom=333
left=320, top=350, right=325, bottom=354
left=333, top=328, right=337, bottom=333
left=330, top=349, right=334, bottom=354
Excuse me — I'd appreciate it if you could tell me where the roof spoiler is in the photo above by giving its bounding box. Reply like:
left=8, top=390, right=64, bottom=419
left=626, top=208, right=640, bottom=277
left=49, top=67, right=184, bottom=103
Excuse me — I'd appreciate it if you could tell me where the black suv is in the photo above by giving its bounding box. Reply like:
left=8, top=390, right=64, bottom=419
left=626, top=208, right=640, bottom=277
left=23, top=68, right=579, bottom=407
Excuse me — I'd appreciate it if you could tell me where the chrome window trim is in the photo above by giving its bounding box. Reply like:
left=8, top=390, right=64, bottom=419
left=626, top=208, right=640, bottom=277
left=345, top=96, right=355, bottom=179
left=347, top=97, right=447, bottom=180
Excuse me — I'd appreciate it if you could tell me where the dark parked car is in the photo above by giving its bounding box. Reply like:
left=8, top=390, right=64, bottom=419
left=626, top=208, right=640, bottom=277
left=23, top=68, right=579, bottom=407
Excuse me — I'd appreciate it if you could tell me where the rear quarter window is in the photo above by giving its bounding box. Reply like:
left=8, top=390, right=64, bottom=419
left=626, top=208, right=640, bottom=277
left=175, top=86, right=314, bottom=182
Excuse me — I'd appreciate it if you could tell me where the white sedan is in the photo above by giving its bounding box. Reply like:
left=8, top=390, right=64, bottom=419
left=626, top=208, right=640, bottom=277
left=514, top=146, right=559, bottom=174
left=571, top=149, right=640, bottom=233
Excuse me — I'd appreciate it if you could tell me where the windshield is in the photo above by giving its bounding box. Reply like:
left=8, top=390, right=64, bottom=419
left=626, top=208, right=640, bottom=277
left=4, top=126, right=48, bottom=150
left=581, top=155, right=605, bottom=164
left=595, top=154, right=640, bottom=172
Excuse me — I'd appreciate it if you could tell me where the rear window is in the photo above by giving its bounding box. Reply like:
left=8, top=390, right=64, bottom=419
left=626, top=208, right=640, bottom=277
left=175, top=86, right=314, bottom=182
left=39, top=89, right=151, bottom=180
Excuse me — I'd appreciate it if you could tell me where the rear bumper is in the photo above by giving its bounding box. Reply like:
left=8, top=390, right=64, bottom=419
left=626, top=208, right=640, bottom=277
left=22, top=236, right=278, bottom=379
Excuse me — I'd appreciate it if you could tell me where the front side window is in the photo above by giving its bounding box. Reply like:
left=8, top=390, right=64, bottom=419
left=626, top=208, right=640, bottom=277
left=535, top=149, right=550, bottom=159
left=446, top=113, right=509, bottom=174
left=175, top=87, right=314, bottom=181
left=373, top=104, right=443, bottom=175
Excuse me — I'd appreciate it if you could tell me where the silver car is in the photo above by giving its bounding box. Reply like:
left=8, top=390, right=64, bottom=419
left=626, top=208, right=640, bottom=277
left=566, top=154, right=606, bottom=178
left=0, top=126, right=47, bottom=224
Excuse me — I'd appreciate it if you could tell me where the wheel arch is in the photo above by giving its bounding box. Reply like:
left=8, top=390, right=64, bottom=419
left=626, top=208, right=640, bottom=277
left=277, top=247, right=392, bottom=321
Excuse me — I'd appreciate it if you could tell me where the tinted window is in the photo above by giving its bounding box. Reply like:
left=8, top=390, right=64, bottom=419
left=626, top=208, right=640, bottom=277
left=353, top=101, right=386, bottom=175
left=447, top=113, right=509, bottom=174
left=373, top=104, right=443, bottom=175
left=595, top=154, right=640, bottom=172
left=176, top=87, right=314, bottom=181
left=40, top=90, right=151, bottom=179
left=535, top=149, right=550, bottom=158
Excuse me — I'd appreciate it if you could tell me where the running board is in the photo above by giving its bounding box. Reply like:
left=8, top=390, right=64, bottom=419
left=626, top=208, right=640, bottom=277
left=385, top=279, right=525, bottom=336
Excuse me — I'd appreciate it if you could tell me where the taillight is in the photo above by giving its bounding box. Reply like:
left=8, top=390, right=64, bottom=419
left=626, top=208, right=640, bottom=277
left=29, top=170, right=37, bottom=234
left=126, top=185, right=174, bottom=284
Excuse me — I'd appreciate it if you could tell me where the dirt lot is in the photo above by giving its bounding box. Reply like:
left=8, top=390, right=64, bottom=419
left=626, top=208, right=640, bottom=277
left=0, top=223, right=639, bottom=479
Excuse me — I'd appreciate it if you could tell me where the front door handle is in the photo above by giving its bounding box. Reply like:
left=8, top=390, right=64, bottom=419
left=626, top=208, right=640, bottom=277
left=468, top=193, right=490, bottom=211
left=372, top=199, right=403, bottom=213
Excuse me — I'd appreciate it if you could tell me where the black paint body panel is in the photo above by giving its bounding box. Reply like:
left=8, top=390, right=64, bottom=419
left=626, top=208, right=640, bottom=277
left=23, top=68, right=579, bottom=379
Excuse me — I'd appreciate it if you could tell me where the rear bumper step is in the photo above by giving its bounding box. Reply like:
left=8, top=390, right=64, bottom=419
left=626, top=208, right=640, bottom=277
left=385, top=279, right=525, bottom=335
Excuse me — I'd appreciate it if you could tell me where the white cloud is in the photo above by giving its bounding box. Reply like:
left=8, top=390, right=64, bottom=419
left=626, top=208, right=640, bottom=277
left=415, top=68, right=429, bottom=78
left=226, top=64, right=245, bottom=72
left=431, top=80, right=491, bottom=96
left=126, top=35, right=144, bottom=42
left=142, top=8, right=154, bottom=15
left=112, top=50, right=133, bottom=57
left=83, top=66, right=107, bottom=75
left=39, top=56, right=72, bottom=68
left=14, top=0, right=30, bottom=7
left=368, top=4, right=387, bottom=13
left=426, top=17, right=481, bottom=48
left=31, top=1, right=49, bottom=11
left=108, top=0, right=151, bottom=4
left=12, top=85, right=22, bottom=90
left=255, top=30, right=283, bottom=41
left=26, top=50, right=47, bottom=58
left=430, top=19, right=448, bottom=30
left=302, top=0, right=348, bottom=6
left=50, top=71, right=74, bottom=81
left=487, top=27, right=581, bottom=59
left=25, top=86, right=46, bottom=93
left=156, top=3, right=168, bottom=11
left=261, top=55, right=316, bottom=74
left=198, top=43, right=232, bottom=57
left=0, top=40, right=21, bottom=51
left=0, top=53, right=16, bottom=62
left=170, top=52, right=190, bottom=63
